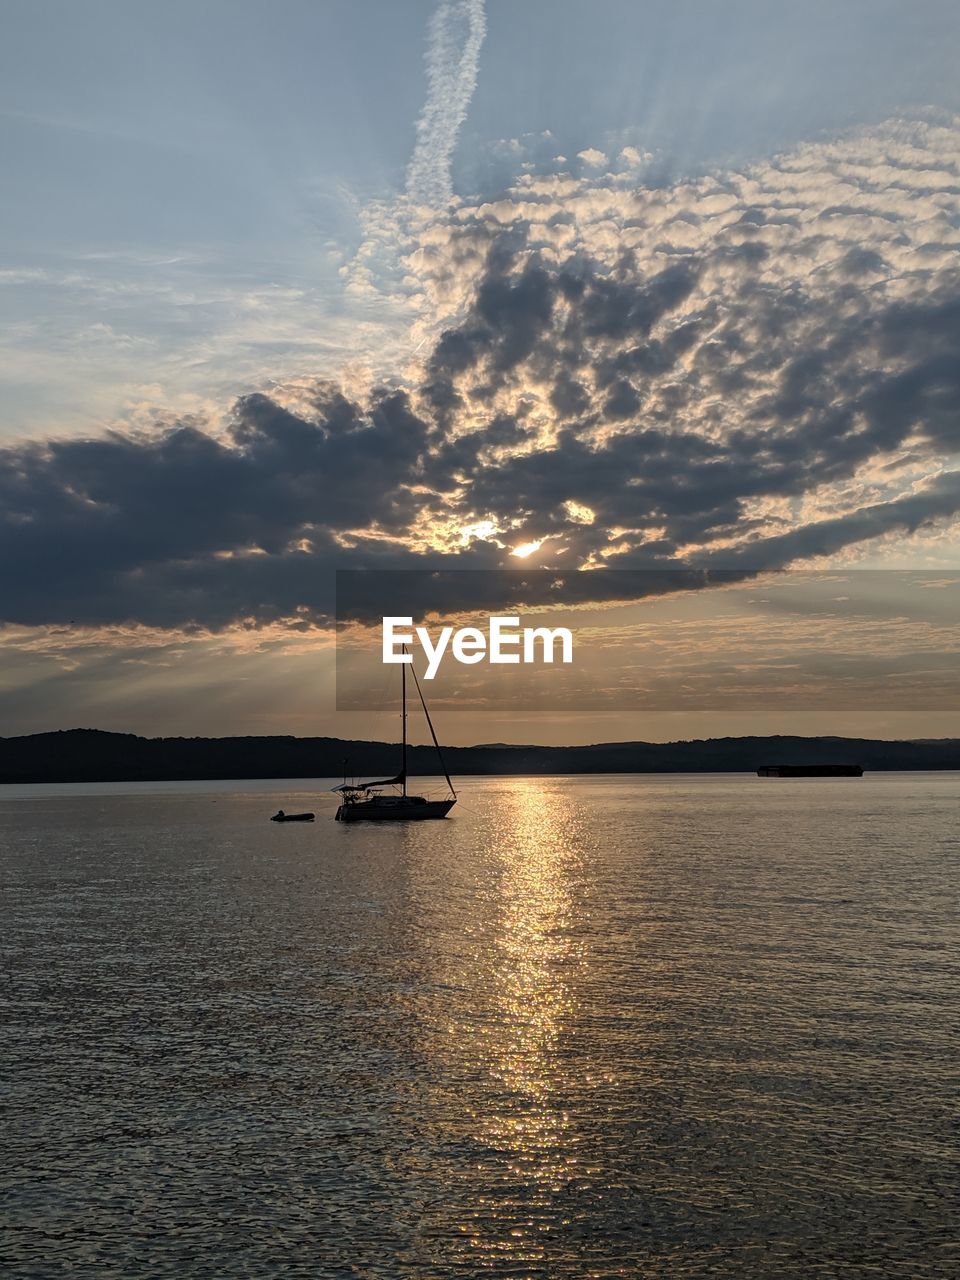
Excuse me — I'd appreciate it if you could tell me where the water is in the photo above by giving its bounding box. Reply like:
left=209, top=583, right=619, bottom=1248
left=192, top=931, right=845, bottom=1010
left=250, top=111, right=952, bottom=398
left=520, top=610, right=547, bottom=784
left=2, top=773, right=958, bottom=1278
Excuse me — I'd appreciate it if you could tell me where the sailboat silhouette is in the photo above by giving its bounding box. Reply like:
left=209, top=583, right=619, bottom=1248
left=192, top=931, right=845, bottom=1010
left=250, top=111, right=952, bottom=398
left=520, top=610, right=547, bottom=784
left=332, top=649, right=457, bottom=821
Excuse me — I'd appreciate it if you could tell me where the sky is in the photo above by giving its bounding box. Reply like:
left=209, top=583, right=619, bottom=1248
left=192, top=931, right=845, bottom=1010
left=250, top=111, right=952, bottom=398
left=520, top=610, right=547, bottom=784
left=2, top=0, right=960, bottom=744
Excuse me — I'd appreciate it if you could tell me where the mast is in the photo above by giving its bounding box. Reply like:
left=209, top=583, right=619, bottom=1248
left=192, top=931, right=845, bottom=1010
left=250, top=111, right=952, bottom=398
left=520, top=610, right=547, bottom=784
left=401, top=650, right=407, bottom=797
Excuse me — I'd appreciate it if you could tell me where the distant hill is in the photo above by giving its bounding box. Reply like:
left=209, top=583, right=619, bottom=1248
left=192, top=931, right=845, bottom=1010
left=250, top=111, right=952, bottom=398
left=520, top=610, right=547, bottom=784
left=1, top=728, right=959, bottom=783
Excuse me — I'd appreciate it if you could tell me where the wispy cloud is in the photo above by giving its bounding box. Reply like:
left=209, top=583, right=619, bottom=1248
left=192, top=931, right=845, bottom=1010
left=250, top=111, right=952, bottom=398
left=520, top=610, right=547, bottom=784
left=405, top=0, right=486, bottom=206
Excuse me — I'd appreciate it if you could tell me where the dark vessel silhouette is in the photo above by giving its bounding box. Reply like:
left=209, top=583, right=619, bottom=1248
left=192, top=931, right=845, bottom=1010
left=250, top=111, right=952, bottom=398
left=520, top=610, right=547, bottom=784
left=757, top=764, right=863, bottom=777
left=333, top=651, right=456, bottom=822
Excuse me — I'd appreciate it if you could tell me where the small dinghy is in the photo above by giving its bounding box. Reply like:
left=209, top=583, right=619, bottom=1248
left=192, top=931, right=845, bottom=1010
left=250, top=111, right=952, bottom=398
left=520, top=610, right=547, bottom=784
left=270, top=810, right=315, bottom=823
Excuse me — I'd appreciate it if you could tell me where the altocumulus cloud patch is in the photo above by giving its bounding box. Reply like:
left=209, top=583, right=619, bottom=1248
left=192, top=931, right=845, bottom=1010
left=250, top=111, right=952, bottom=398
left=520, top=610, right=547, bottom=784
left=2, top=117, right=960, bottom=633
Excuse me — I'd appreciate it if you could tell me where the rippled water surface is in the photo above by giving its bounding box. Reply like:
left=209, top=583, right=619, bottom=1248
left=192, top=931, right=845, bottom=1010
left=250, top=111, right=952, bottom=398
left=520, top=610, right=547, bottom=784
left=2, top=773, right=959, bottom=1278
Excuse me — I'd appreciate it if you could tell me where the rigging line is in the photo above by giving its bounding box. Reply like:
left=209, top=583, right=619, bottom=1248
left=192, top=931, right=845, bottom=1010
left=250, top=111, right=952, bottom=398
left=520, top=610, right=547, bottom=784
left=409, top=659, right=457, bottom=799
left=401, top=650, right=407, bottom=795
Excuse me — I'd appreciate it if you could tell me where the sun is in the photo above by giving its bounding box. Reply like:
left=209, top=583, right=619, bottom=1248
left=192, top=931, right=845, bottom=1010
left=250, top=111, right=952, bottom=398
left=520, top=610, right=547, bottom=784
left=511, top=538, right=545, bottom=559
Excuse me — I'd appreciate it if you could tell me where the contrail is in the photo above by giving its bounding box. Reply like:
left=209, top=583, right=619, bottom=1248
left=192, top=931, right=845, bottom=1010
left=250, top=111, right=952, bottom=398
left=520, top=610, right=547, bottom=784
left=405, top=0, right=486, bottom=206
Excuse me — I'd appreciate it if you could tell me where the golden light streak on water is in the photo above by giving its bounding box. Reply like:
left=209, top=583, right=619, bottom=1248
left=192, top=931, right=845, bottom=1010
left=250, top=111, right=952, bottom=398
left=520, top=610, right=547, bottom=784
left=448, top=779, right=589, bottom=1268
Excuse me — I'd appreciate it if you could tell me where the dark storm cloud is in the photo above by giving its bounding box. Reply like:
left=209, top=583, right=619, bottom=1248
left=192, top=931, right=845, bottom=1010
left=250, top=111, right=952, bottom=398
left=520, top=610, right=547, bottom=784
left=0, top=387, right=435, bottom=627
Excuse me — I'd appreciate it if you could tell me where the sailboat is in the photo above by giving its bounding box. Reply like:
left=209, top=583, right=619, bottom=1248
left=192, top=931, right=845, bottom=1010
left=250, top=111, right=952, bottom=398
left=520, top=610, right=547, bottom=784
left=332, top=651, right=457, bottom=821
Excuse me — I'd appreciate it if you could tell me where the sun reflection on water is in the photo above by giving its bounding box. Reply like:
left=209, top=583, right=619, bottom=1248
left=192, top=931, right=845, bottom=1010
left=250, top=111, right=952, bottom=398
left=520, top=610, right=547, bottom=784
left=460, top=778, right=588, bottom=1265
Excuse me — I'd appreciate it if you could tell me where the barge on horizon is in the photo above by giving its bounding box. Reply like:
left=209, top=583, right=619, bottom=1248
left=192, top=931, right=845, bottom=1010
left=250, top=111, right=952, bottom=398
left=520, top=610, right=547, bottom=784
left=757, top=763, right=864, bottom=777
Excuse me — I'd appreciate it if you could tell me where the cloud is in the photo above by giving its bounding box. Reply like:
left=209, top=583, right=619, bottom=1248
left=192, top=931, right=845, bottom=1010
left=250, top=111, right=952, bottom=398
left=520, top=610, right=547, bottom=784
left=577, top=148, right=608, bottom=168
left=619, top=146, right=649, bottom=168
left=2, top=117, right=960, bottom=632
left=402, top=115, right=960, bottom=550
left=405, top=0, right=487, bottom=207
left=0, top=387, right=431, bottom=628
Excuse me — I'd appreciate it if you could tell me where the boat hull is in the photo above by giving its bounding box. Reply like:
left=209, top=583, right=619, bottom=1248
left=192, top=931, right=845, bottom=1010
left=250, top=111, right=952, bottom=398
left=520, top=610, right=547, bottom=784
left=335, top=798, right=455, bottom=822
